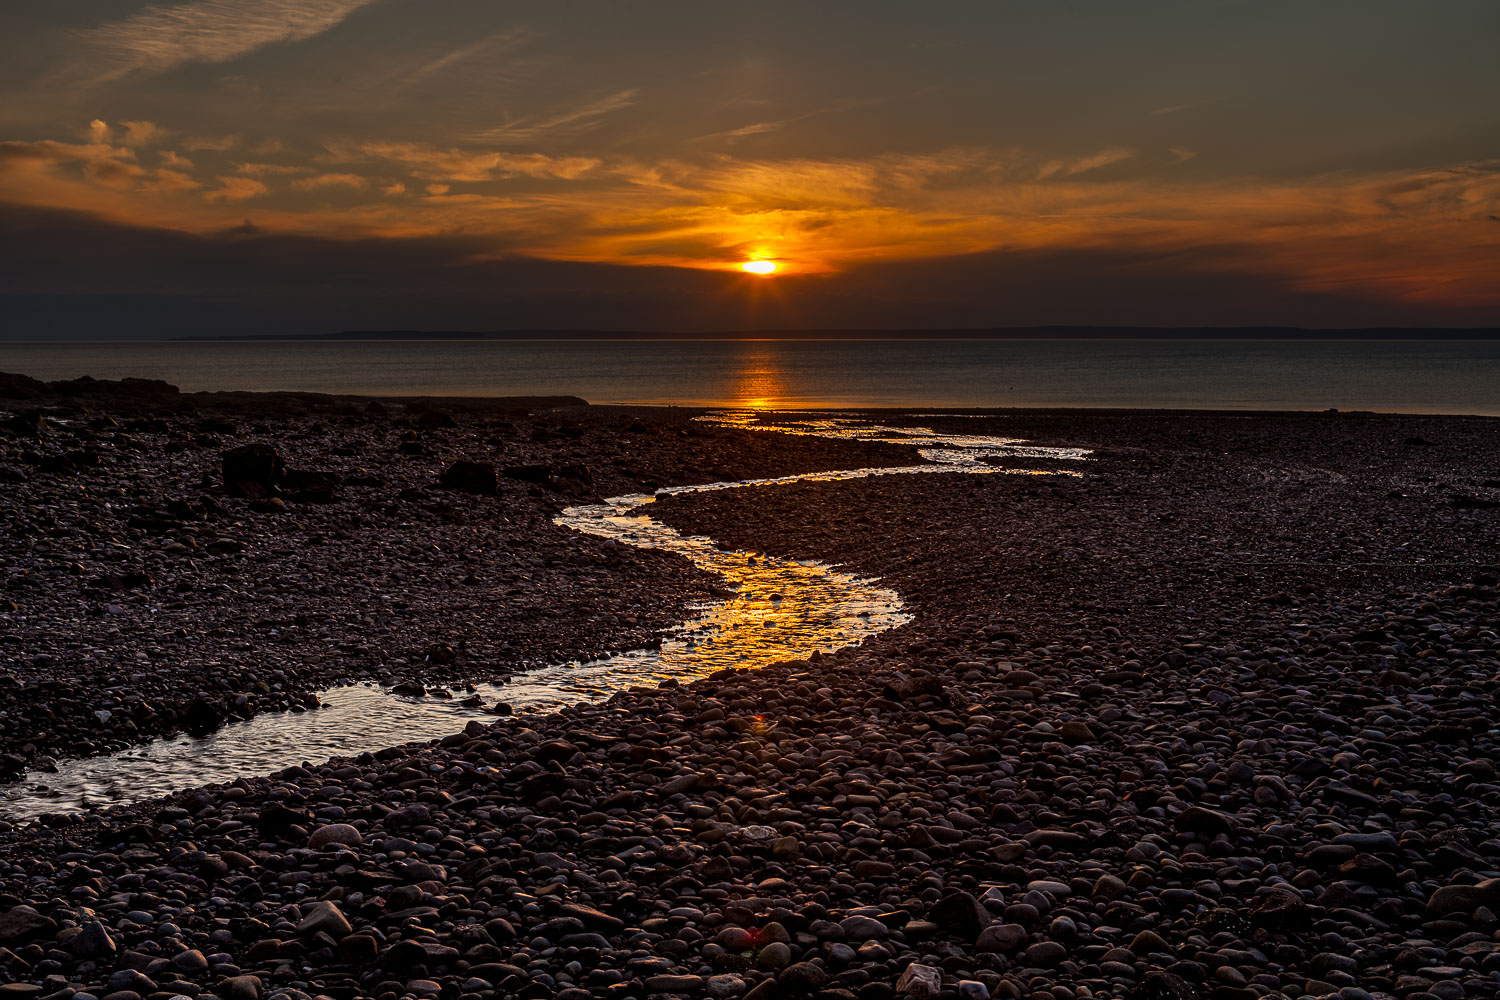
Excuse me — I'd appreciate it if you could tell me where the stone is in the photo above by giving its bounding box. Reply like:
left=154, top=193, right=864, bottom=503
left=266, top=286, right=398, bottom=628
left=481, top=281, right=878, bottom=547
left=707, top=975, right=747, bottom=998
left=1426, top=878, right=1500, bottom=916
left=780, top=962, right=828, bottom=992
left=339, top=933, right=378, bottom=964
left=440, top=461, right=498, bottom=495
left=221, top=443, right=283, bottom=498
left=557, top=902, right=624, bottom=931
left=503, top=464, right=553, bottom=485
left=928, top=891, right=991, bottom=936
left=308, top=823, right=363, bottom=848
left=1250, top=887, right=1310, bottom=929
left=896, top=963, right=943, bottom=998
left=281, top=467, right=338, bottom=503
left=757, top=941, right=791, bottom=968
left=840, top=915, right=889, bottom=940
left=295, top=900, right=351, bottom=938
left=220, top=976, right=261, bottom=1000
left=108, top=970, right=156, bottom=994
left=646, top=975, right=704, bottom=993
left=1129, top=929, right=1170, bottom=955
left=71, top=919, right=115, bottom=958
left=1173, top=805, right=1238, bottom=836
left=975, top=923, right=1027, bottom=952
left=0, top=906, right=56, bottom=943
left=1058, top=720, right=1096, bottom=742
left=1025, top=941, right=1067, bottom=965
left=1132, top=971, right=1199, bottom=1000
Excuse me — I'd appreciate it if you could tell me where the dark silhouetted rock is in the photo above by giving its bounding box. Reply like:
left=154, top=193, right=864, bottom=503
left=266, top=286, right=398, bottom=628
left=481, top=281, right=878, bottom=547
left=180, top=697, right=226, bottom=735
left=929, top=891, right=991, bottom=936
left=221, top=443, right=283, bottom=497
left=503, top=464, right=553, bottom=485
left=440, top=460, right=497, bottom=495
left=281, top=468, right=338, bottom=503
left=1132, top=972, right=1199, bottom=1000
left=0, top=906, right=55, bottom=943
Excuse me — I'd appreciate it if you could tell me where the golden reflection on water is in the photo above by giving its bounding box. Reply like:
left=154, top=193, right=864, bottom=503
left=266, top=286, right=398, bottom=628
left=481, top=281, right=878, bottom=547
left=731, top=344, right=791, bottom=410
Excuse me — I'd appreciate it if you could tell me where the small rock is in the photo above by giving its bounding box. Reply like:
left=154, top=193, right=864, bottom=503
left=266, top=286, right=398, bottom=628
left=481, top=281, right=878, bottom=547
left=1025, top=940, right=1067, bottom=965
left=295, top=900, right=351, bottom=938
left=896, top=962, right=943, bottom=998
left=708, top=976, right=747, bottom=998
left=1426, top=878, right=1500, bottom=916
left=0, top=906, right=56, bottom=943
left=219, top=976, right=261, bottom=1000
left=71, top=919, right=115, bottom=958
left=779, top=961, right=828, bottom=992
left=307, top=823, right=363, bottom=848
left=975, top=923, right=1027, bottom=952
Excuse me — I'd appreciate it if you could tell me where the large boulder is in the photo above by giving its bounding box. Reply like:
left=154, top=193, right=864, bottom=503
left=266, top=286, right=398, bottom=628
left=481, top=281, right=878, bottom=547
left=503, top=464, right=552, bottom=485
left=895, top=963, right=942, bottom=998
left=3, top=411, right=46, bottom=438
left=180, top=696, right=227, bottom=735
left=281, top=468, right=338, bottom=503
left=0, top=905, right=56, bottom=943
left=296, top=900, right=352, bottom=938
left=440, top=460, right=497, bottom=495
left=221, top=443, right=283, bottom=498
left=309, top=823, right=364, bottom=849
left=1427, top=878, right=1500, bottom=917
left=928, top=891, right=991, bottom=937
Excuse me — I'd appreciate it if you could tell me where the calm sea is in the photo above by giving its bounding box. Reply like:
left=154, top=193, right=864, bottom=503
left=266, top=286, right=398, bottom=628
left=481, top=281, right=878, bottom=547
left=1, top=339, right=1497, bottom=415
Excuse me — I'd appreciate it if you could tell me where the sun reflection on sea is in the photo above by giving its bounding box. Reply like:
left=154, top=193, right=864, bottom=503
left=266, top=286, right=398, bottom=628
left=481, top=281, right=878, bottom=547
left=732, top=346, right=790, bottom=410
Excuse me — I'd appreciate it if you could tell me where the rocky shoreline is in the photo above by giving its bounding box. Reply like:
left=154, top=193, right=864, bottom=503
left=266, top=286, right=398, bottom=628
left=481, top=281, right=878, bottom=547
left=2, top=383, right=1499, bottom=1000
left=0, top=373, right=922, bottom=781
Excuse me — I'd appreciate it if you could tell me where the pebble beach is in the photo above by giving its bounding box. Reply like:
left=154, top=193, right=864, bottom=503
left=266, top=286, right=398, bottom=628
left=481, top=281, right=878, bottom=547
left=2, top=373, right=1499, bottom=1000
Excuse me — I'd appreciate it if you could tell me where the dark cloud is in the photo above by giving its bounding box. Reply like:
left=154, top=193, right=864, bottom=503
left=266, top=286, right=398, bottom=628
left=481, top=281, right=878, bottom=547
left=0, top=201, right=1492, bottom=340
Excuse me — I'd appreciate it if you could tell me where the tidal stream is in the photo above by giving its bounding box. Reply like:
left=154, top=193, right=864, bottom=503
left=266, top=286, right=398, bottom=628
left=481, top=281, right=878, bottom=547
left=0, top=413, right=1088, bottom=821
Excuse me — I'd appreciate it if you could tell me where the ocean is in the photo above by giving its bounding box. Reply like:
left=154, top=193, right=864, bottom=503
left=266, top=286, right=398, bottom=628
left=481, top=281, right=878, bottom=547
left=2, top=338, right=1497, bottom=415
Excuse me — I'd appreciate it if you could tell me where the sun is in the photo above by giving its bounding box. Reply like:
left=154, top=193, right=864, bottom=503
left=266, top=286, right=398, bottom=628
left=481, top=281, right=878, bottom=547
left=741, top=260, right=778, bottom=274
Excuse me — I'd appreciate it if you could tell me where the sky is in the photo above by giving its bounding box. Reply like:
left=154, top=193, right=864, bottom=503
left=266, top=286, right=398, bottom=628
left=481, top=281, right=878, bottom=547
left=1, top=0, right=1498, bottom=337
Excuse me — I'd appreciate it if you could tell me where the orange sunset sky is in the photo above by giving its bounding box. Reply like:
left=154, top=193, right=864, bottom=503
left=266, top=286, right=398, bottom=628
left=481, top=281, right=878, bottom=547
left=1, top=1, right=1497, bottom=336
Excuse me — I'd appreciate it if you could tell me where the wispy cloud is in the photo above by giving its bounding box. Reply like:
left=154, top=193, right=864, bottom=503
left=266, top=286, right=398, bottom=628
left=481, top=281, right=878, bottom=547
left=696, top=96, right=895, bottom=145
left=121, top=121, right=164, bottom=146
left=184, top=134, right=240, bottom=153
left=291, top=172, right=365, bottom=191
left=467, top=90, right=638, bottom=144
left=711, top=121, right=786, bottom=142
left=235, top=162, right=312, bottom=177
left=397, top=30, right=532, bottom=93
left=328, top=141, right=601, bottom=182
left=1151, top=97, right=1221, bottom=117
left=73, top=0, right=375, bottom=83
left=204, top=176, right=268, bottom=201
left=1037, top=147, right=1136, bottom=179
left=1170, top=146, right=1198, bottom=164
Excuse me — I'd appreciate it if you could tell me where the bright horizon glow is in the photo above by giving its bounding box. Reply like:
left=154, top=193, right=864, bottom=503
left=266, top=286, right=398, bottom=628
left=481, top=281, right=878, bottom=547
left=3, top=2, right=1500, bottom=333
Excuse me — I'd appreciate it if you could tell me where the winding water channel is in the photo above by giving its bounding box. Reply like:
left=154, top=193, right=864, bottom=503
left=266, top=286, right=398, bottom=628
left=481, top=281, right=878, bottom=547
left=0, top=413, right=1088, bottom=821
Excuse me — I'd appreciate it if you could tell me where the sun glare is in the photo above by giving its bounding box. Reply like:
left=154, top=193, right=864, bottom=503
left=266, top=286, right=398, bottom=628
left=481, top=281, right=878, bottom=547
left=741, top=260, right=777, bottom=274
